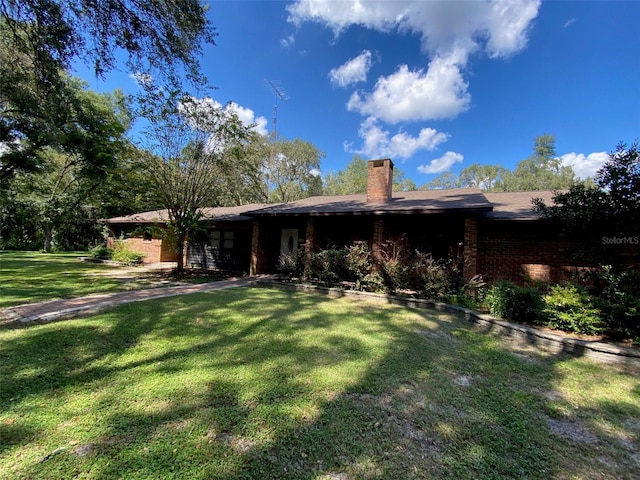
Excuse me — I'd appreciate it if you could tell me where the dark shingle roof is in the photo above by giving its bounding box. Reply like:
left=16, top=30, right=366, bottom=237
left=483, top=191, right=555, bottom=220
left=104, top=204, right=268, bottom=224
left=104, top=190, right=558, bottom=223
left=247, top=188, right=492, bottom=216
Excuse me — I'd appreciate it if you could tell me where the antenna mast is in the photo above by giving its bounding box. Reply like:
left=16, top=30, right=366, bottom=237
left=264, top=78, right=288, bottom=140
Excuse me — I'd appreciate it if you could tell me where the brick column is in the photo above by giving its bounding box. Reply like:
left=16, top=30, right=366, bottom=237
left=304, top=217, right=316, bottom=278
left=250, top=220, right=261, bottom=275
left=463, top=216, right=478, bottom=281
left=372, top=217, right=386, bottom=266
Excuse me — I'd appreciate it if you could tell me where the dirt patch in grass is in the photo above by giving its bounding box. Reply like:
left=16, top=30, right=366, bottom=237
left=544, top=415, right=600, bottom=444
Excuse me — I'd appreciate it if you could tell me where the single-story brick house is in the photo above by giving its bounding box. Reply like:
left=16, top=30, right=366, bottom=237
left=105, top=159, right=630, bottom=283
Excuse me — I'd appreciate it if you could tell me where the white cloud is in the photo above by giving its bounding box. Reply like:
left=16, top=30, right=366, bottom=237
left=484, top=0, right=540, bottom=58
left=329, top=50, right=373, bottom=87
left=280, top=34, right=295, bottom=48
left=347, top=117, right=448, bottom=160
left=417, top=151, right=464, bottom=174
left=347, top=54, right=470, bottom=123
left=564, top=18, right=576, bottom=28
left=288, top=0, right=540, bottom=159
left=287, top=0, right=540, bottom=58
left=559, top=151, right=608, bottom=179
left=225, top=102, right=269, bottom=136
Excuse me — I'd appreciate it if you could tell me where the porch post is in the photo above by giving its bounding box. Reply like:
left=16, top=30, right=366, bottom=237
left=463, top=216, right=478, bottom=281
left=304, top=217, right=316, bottom=278
left=250, top=219, right=261, bottom=275
left=372, top=217, right=385, bottom=265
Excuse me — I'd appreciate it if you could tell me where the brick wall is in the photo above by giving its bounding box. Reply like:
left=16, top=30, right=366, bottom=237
left=477, top=220, right=601, bottom=284
left=367, top=159, right=394, bottom=203
left=372, top=217, right=385, bottom=264
left=122, top=238, right=163, bottom=264
left=463, top=216, right=478, bottom=281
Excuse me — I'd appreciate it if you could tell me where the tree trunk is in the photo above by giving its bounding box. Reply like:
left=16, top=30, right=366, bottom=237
left=174, top=234, right=186, bottom=273
left=43, top=222, right=54, bottom=252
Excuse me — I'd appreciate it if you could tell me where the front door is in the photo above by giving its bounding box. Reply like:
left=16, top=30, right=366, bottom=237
left=280, top=229, right=298, bottom=257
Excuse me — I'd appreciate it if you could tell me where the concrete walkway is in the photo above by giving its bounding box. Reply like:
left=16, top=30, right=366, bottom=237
left=1, top=277, right=264, bottom=324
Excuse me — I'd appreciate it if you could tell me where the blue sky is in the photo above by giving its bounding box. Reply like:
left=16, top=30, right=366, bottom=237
left=75, top=1, right=640, bottom=186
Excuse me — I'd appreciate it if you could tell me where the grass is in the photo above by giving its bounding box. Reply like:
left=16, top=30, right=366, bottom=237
left=1, top=287, right=639, bottom=479
left=0, top=251, right=223, bottom=309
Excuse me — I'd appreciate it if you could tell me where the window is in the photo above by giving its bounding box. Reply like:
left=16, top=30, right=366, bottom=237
left=143, top=231, right=153, bottom=242
left=211, top=230, right=234, bottom=249
left=211, top=230, right=221, bottom=249
left=223, top=231, right=234, bottom=249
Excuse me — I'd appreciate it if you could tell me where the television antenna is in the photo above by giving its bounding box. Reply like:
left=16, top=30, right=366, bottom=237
left=264, top=78, right=288, bottom=139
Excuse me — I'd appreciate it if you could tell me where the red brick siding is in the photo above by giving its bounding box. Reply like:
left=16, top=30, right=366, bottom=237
left=367, top=159, right=393, bottom=203
left=121, top=238, right=164, bottom=263
left=463, top=217, right=478, bottom=281
left=477, top=220, right=599, bottom=284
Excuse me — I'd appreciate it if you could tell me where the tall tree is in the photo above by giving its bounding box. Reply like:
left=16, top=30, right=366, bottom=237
left=141, top=92, right=252, bottom=272
left=0, top=76, right=131, bottom=251
left=423, top=136, right=579, bottom=192
left=458, top=163, right=508, bottom=191
left=501, top=134, right=576, bottom=191
left=421, top=171, right=459, bottom=190
left=264, top=138, right=325, bottom=202
left=1, top=0, right=214, bottom=179
left=533, top=140, right=639, bottom=268
left=239, top=135, right=325, bottom=203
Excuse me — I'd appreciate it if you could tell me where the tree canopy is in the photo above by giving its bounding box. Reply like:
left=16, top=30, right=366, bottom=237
left=533, top=140, right=639, bottom=268
left=0, top=77, right=133, bottom=250
left=1, top=0, right=214, bottom=180
left=141, top=92, right=253, bottom=272
left=423, top=135, right=577, bottom=192
left=243, top=136, right=325, bottom=203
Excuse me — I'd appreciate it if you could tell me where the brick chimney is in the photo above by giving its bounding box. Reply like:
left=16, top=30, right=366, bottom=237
left=367, top=159, right=394, bottom=203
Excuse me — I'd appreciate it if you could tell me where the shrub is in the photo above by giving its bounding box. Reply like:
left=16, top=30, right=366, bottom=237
left=310, top=246, right=346, bottom=283
left=111, top=240, right=146, bottom=265
left=542, top=284, right=604, bottom=335
left=344, top=241, right=373, bottom=283
left=277, top=249, right=305, bottom=279
left=361, top=272, right=387, bottom=294
left=485, top=281, right=543, bottom=324
left=88, top=244, right=113, bottom=260
left=413, top=252, right=457, bottom=300
left=378, top=239, right=411, bottom=293
left=583, top=266, right=640, bottom=339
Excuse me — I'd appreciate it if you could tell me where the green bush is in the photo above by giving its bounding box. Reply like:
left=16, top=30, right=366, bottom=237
left=88, top=244, right=114, bottom=260
left=361, top=271, right=387, bottom=294
left=277, top=249, right=305, bottom=279
left=590, top=266, right=640, bottom=338
left=378, top=239, right=411, bottom=293
left=485, top=281, right=543, bottom=324
left=345, top=241, right=373, bottom=283
left=111, top=240, right=146, bottom=265
left=413, top=252, right=458, bottom=301
left=542, top=284, right=604, bottom=335
left=310, top=246, right=346, bottom=283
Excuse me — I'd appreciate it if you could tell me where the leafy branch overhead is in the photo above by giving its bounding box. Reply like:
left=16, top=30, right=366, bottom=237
left=0, top=0, right=214, bottom=179
left=0, top=0, right=214, bottom=83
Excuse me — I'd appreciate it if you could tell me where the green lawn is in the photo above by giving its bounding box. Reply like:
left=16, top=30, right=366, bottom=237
left=1, top=287, right=638, bottom=479
left=0, top=251, right=133, bottom=308
left=0, top=251, right=191, bottom=309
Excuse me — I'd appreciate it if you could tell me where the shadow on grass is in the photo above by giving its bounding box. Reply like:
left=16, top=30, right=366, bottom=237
left=1, top=287, right=639, bottom=479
